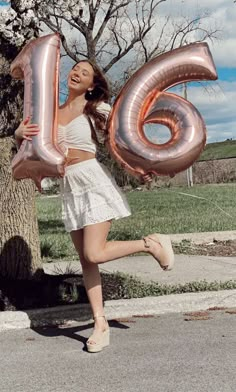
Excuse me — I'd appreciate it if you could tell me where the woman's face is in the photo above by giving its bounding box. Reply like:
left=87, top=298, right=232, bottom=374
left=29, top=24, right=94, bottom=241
left=68, top=61, right=95, bottom=95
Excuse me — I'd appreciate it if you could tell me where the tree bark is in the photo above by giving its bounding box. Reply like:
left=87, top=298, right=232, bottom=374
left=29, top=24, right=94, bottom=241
left=0, top=7, right=43, bottom=280
left=0, top=138, right=43, bottom=280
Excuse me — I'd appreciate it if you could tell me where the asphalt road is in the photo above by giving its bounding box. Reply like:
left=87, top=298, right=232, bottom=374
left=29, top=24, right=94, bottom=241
left=0, top=310, right=235, bottom=392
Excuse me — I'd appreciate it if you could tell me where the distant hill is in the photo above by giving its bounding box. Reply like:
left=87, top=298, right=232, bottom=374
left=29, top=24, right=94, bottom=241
left=198, top=140, right=236, bottom=161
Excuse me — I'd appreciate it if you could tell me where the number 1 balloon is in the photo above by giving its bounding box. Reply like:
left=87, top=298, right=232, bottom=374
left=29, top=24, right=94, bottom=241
left=11, top=33, right=65, bottom=190
left=11, top=37, right=218, bottom=188
left=108, top=42, right=218, bottom=178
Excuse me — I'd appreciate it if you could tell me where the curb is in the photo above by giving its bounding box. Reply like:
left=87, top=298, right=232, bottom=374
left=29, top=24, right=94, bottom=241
left=1, top=289, right=236, bottom=332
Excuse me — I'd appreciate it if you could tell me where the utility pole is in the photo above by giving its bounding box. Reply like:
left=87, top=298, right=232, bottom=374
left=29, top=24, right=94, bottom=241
left=183, top=82, right=193, bottom=187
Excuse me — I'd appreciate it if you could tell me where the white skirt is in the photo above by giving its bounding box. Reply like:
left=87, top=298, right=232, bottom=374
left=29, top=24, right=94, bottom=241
left=60, top=158, right=131, bottom=232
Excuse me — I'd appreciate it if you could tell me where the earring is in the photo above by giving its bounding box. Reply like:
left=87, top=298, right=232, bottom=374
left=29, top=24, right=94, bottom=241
left=88, top=90, right=93, bottom=96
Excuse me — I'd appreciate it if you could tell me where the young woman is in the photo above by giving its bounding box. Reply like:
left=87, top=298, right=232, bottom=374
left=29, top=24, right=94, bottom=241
left=15, top=60, right=174, bottom=353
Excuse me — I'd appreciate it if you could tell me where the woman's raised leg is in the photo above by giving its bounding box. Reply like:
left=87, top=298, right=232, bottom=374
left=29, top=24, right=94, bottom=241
left=83, top=221, right=174, bottom=270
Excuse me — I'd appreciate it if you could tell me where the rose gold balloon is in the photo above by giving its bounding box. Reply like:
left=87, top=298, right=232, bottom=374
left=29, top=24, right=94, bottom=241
left=11, top=33, right=65, bottom=190
left=108, top=43, right=218, bottom=178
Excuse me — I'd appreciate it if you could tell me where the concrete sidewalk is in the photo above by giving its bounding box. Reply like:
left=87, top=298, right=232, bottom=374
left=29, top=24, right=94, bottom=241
left=1, top=231, right=236, bottom=332
left=170, top=230, right=236, bottom=244
left=44, top=254, right=236, bottom=285
left=44, top=229, right=236, bottom=284
left=1, top=252, right=235, bottom=332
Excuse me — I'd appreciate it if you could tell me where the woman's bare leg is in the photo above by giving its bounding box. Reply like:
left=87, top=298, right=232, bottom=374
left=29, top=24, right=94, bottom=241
left=83, top=221, right=163, bottom=264
left=70, top=229, right=108, bottom=343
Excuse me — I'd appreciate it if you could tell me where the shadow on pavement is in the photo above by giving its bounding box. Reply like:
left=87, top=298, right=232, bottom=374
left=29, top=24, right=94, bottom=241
left=32, top=319, right=130, bottom=351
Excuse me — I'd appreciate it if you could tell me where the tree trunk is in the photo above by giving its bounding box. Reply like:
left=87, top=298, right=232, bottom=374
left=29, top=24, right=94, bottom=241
left=0, top=138, right=43, bottom=280
left=0, top=28, right=43, bottom=280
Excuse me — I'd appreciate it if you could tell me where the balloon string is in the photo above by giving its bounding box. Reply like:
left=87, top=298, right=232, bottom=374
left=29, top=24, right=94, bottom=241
left=168, top=190, right=232, bottom=218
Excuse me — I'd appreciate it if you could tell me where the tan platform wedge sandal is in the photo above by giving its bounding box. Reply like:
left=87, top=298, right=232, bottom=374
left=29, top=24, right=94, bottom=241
left=86, top=315, right=110, bottom=353
left=143, top=233, right=175, bottom=271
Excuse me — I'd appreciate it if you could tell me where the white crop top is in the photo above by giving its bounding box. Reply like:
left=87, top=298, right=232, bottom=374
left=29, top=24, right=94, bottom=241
left=58, top=102, right=111, bottom=155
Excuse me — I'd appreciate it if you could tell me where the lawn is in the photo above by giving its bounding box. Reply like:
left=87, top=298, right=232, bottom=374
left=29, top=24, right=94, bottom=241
left=36, top=184, right=236, bottom=261
left=199, top=140, right=236, bottom=161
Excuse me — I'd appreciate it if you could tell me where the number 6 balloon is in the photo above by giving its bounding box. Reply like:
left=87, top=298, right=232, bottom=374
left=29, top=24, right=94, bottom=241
left=10, top=33, right=65, bottom=191
left=108, top=42, right=218, bottom=178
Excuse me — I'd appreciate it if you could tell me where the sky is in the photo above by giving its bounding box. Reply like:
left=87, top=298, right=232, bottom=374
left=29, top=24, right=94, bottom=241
left=155, top=0, right=236, bottom=144
left=1, top=0, right=235, bottom=144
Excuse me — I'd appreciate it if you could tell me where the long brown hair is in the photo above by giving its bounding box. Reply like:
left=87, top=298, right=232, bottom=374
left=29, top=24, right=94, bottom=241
left=72, top=60, right=110, bottom=142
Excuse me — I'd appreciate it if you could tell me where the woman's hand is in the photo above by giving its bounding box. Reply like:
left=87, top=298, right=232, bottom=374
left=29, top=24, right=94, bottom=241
left=15, top=117, right=40, bottom=141
left=142, top=173, right=153, bottom=183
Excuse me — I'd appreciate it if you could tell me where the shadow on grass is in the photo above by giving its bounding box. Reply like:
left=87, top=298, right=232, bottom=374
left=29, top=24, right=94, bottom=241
left=0, top=273, right=88, bottom=311
left=0, top=235, right=43, bottom=310
left=0, top=235, right=43, bottom=281
left=0, top=270, right=146, bottom=311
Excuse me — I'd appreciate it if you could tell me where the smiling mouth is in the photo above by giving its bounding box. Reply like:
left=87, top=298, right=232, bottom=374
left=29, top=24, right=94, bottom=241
left=71, top=76, right=80, bottom=83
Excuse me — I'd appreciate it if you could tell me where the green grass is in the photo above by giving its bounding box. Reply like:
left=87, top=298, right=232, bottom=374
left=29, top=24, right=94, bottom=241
left=199, top=140, right=236, bottom=161
left=36, top=184, right=236, bottom=261
left=101, top=272, right=236, bottom=300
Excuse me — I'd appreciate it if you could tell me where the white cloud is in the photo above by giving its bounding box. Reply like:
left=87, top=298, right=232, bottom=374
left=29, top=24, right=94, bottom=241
left=187, top=80, right=236, bottom=142
left=145, top=80, right=236, bottom=144
left=157, top=0, right=236, bottom=68
left=210, top=38, right=236, bottom=67
left=126, top=0, right=236, bottom=143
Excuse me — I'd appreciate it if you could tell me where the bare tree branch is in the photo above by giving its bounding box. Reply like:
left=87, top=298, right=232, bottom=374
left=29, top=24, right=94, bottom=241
left=93, top=1, right=115, bottom=45
left=36, top=0, right=220, bottom=79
